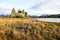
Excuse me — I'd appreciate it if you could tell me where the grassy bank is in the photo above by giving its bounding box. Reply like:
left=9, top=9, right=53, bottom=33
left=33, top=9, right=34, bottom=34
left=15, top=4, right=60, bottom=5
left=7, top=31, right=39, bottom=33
left=0, top=18, right=60, bottom=40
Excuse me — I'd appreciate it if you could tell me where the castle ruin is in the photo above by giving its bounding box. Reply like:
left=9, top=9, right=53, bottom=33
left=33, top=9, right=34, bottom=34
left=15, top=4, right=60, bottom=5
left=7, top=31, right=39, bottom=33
left=11, top=8, right=27, bottom=18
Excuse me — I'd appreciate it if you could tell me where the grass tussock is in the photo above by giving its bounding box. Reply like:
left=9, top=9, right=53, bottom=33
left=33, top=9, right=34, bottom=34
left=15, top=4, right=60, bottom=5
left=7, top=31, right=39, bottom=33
left=0, top=18, right=60, bottom=40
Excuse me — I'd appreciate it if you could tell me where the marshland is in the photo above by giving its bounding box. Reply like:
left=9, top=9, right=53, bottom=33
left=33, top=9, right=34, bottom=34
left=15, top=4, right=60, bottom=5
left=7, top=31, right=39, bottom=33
left=0, top=18, right=60, bottom=40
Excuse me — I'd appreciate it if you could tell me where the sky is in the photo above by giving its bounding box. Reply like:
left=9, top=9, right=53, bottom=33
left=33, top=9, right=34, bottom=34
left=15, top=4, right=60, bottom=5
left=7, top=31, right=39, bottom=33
left=0, top=0, right=60, bottom=15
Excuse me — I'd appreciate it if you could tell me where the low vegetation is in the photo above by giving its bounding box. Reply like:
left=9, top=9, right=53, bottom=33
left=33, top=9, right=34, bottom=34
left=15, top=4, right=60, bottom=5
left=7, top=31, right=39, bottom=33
left=0, top=18, right=60, bottom=40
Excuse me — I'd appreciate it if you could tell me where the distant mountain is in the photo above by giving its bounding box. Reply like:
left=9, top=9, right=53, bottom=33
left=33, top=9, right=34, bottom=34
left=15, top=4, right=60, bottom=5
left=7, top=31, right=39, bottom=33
left=41, top=14, right=52, bottom=16
left=29, top=14, right=60, bottom=18
left=39, top=14, right=60, bottom=18
left=29, top=15, right=39, bottom=18
left=0, top=14, right=5, bottom=17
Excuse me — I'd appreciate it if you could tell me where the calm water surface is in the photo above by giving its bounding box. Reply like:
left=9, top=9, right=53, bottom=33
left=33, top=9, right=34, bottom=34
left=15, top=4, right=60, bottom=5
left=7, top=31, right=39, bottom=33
left=35, top=18, right=60, bottom=22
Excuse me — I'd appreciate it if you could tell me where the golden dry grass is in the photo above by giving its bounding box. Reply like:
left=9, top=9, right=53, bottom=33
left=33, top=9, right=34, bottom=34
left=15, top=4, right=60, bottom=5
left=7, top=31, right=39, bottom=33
left=0, top=18, right=60, bottom=40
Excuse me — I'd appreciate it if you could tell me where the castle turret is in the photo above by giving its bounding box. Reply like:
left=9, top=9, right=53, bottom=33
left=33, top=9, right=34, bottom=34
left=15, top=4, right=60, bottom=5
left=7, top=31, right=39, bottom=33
left=11, top=8, right=16, bottom=17
left=25, top=12, right=27, bottom=17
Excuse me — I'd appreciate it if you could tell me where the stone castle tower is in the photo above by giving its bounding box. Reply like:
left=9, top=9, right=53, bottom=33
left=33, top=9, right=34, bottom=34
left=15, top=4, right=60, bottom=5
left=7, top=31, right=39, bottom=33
left=11, top=8, right=27, bottom=18
left=11, top=8, right=16, bottom=17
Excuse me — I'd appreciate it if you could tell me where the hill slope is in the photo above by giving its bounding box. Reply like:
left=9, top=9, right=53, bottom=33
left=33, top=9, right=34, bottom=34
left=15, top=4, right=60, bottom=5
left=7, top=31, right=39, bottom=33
left=0, top=18, right=60, bottom=40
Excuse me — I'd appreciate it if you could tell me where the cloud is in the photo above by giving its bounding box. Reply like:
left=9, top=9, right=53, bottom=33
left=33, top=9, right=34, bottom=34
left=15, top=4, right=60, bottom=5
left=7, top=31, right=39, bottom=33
left=29, top=0, right=60, bottom=15
left=0, top=3, right=11, bottom=15
left=30, top=0, right=46, bottom=3
left=0, top=0, right=60, bottom=15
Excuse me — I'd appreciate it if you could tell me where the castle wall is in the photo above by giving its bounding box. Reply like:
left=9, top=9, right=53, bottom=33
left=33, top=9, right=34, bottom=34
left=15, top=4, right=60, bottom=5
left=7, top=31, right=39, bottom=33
left=11, top=9, right=27, bottom=17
